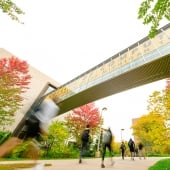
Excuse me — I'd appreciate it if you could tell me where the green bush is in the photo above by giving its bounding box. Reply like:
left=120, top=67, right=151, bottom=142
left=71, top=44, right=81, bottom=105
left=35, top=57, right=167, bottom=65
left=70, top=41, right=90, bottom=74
left=0, top=131, right=11, bottom=144
left=41, top=145, right=79, bottom=159
left=9, top=141, right=35, bottom=158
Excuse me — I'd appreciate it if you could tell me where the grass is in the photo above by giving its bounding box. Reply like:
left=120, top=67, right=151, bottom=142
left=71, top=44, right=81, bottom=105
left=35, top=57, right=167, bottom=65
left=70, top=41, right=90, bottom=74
left=0, top=162, right=52, bottom=170
left=0, top=163, right=35, bottom=170
left=149, top=158, right=170, bottom=170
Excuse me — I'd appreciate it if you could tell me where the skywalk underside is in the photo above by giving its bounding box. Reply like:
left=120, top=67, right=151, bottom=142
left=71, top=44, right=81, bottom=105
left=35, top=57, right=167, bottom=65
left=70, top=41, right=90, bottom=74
left=58, top=55, right=170, bottom=114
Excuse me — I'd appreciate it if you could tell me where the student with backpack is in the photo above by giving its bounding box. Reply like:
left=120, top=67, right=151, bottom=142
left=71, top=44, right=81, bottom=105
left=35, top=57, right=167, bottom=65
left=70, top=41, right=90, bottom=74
left=101, top=127, right=114, bottom=168
left=128, top=138, right=135, bottom=160
left=79, top=124, right=90, bottom=163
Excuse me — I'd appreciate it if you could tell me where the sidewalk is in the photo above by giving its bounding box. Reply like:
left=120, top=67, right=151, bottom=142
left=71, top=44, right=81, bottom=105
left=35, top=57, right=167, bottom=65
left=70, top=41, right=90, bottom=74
left=0, top=157, right=167, bottom=170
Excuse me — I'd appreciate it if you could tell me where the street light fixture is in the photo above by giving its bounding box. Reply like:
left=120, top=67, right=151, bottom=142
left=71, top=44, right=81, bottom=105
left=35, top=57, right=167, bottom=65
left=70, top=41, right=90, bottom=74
left=96, top=107, right=107, bottom=157
left=121, top=128, right=124, bottom=141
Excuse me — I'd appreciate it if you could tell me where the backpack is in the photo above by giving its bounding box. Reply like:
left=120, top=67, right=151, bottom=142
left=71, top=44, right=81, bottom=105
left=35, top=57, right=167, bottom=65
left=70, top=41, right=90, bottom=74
left=138, top=143, right=143, bottom=150
left=120, top=143, right=126, bottom=150
left=102, top=130, right=112, bottom=144
left=128, top=139, right=135, bottom=149
left=81, top=129, right=90, bottom=141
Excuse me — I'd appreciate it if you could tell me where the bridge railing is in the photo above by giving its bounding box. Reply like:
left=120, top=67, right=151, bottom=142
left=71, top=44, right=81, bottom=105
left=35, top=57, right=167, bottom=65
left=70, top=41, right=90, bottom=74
left=49, top=23, right=170, bottom=103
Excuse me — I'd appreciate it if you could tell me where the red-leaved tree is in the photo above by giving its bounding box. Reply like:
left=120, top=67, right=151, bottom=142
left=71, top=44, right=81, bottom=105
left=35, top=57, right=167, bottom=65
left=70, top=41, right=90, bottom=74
left=65, top=102, right=101, bottom=145
left=0, top=56, right=31, bottom=130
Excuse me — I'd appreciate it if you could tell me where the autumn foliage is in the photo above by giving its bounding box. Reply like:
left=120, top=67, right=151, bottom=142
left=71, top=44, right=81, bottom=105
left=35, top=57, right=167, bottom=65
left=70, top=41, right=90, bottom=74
left=132, top=78, right=170, bottom=154
left=65, top=102, right=101, bottom=145
left=0, top=56, right=31, bottom=129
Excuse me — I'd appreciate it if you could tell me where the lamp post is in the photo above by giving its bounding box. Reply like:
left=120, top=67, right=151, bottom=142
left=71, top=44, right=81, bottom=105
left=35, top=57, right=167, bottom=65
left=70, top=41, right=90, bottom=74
left=121, top=128, right=124, bottom=142
left=95, top=107, right=107, bottom=157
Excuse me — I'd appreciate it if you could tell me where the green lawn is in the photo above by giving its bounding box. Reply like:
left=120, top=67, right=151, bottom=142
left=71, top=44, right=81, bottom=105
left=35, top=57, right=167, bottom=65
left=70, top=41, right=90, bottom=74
left=0, top=163, right=52, bottom=170
left=149, top=159, right=170, bottom=170
left=0, top=163, right=34, bottom=170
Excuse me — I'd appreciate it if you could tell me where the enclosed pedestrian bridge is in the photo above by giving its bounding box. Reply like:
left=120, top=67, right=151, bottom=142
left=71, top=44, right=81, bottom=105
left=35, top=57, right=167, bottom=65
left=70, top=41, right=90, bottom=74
left=50, top=23, right=170, bottom=114
left=13, top=23, right=170, bottom=136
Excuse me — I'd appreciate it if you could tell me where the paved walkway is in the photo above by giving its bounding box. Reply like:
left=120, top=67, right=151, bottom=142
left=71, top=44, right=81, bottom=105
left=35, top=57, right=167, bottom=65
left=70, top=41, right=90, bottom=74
left=0, top=157, right=167, bottom=170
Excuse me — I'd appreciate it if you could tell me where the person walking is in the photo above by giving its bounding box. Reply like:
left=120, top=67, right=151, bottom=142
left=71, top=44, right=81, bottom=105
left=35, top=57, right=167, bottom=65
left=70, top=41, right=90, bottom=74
left=135, top=146, right=139, bottom=157
left=79, top=124, right=90, bottom=163
left=0, top=97, right=60, bottom=170
left=120, top=141, right=126, bottom=160
left=128, top=138, right=135, bottom=160
left=101, top=127, right=114, bottom=168
left=138, top=142, right=146, bottom=159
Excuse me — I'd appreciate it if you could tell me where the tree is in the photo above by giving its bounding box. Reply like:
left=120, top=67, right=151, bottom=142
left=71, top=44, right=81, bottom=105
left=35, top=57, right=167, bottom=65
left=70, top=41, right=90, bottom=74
left=147, top=86, right=170, bottom=121
left=132, top=80, right=170, bottom=154
left=0, top=0, right=24, bottom=23
left=164, top=78, right=170, bottom=149
left=138, top=0, right=170, bottom=38
left=164, top=78, right=170, bottom=120
left=0, top=56, right=31, bottom=130
left=64, top=102, right=101, bottom=145
left=132, top=113, right=167, bottom=153
left=147, top=81, right=170, bottom=153
left=147, top=90, right=165, bottom=115
left=44, top=121, right=70, bottom=158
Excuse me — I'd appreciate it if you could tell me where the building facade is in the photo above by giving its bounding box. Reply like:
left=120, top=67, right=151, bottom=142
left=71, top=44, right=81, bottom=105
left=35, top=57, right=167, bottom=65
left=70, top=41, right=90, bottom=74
left=0, top=48, right=60, bottom=132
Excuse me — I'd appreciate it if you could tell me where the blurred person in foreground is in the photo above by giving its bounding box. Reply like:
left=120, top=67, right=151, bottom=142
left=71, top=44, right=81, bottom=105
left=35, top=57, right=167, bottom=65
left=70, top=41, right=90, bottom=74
left=101, top=127, right=114, bottom=168
left=79, top=124, right=90, bottom=163
left=0, top=97, right=60, bottom=170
